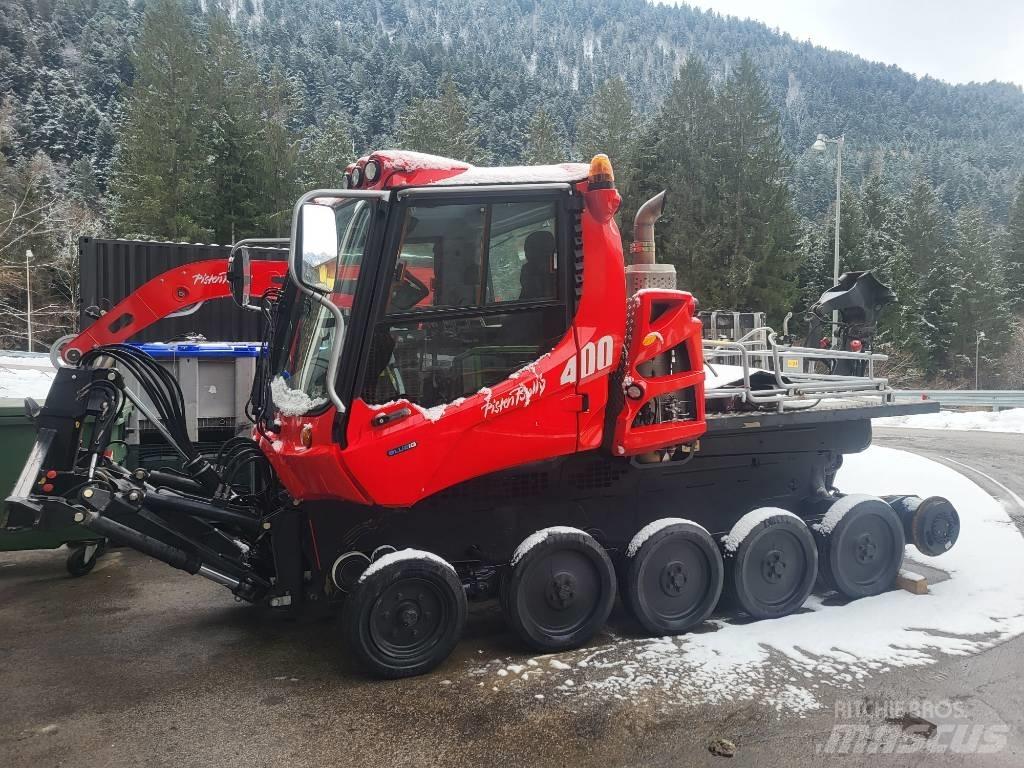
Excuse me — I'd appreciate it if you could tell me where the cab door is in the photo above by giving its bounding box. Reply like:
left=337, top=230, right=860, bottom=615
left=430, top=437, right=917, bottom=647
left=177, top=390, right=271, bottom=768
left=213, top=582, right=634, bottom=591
left=341, top=186, right=583, bottom=507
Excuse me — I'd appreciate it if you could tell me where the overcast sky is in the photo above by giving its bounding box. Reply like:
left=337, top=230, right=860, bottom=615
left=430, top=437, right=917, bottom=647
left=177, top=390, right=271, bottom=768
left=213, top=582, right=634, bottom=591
left=664, top=1, right=1024, bottom=87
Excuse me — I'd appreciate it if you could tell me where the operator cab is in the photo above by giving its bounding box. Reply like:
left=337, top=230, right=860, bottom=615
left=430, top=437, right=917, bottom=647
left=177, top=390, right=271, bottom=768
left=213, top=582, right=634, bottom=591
left=243, top=152, right=614, bottom=506
left=362, top=195, right=570, bottom=407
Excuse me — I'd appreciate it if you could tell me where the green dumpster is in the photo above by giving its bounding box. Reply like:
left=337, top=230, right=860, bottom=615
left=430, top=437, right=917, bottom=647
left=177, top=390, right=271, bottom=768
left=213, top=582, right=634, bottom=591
left=0, top=396, right=106, bottom=575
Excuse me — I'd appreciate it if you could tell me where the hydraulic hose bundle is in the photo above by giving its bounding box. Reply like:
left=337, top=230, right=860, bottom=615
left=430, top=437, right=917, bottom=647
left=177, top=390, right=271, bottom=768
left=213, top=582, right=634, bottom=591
left=80, top=344, right=199, bottom=463
left=79, top=343, right=282, bottom=518
left=246, top=287, right=283, bottom=437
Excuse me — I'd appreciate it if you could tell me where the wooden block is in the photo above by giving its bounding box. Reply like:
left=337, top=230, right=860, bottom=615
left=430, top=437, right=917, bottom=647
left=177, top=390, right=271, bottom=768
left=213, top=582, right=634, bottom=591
left=896, top=569, right=929, bottom=594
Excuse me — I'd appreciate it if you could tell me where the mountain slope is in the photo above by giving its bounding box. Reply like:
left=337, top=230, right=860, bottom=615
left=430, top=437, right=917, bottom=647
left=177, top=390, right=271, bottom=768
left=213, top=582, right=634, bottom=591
left=2, top=0, right=1023, bottom=217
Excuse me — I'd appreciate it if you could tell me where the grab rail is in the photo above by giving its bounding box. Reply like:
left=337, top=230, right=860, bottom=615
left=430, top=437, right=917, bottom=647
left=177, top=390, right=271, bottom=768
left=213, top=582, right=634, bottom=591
left=703, top=327, right=892, bottom=413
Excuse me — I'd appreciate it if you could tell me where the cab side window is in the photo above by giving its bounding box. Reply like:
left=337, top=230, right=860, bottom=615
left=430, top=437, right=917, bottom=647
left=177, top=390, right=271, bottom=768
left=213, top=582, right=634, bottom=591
left=364, top=198, right=567, bottom=408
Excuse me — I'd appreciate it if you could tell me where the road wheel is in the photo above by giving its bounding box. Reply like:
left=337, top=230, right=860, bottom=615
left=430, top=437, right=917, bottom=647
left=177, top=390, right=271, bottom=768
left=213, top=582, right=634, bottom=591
left=909, top=496, right=960, bottom=557
left=815, top=495, right=905, bottom=598
left=503, top=527, right=615, bottom=652
left=66, top=541, right=103, bottom=577
left=343, top=551, right=466, bottom=679
left=622, top=519, right=723, bottom=635
left=724, top=510, right=817, bottom=619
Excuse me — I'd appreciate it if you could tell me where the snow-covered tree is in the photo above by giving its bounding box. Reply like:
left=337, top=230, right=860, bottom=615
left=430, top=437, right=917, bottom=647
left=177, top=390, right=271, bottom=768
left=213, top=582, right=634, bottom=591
left=396, top=74, right=489, bottom=164
left=523, top=108, right=565, bottom=165
left=107, top=0, right=209, bottom=240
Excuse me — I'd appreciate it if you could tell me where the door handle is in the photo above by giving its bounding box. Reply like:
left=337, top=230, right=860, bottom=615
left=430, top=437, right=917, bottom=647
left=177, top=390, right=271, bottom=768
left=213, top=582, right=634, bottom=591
left=371, top=407, right=413, bottom=428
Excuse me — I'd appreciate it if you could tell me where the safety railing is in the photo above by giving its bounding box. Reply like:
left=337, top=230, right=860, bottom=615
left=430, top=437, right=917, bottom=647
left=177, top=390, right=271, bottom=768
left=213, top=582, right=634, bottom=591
left=703, top=327, right=893, bottom=413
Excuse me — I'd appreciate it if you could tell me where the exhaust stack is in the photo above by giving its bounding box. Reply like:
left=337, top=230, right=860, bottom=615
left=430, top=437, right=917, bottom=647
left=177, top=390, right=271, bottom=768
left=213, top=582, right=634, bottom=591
left=626, top=191, right=676, bottom=294
left=630, top=191, right=666, bottom=265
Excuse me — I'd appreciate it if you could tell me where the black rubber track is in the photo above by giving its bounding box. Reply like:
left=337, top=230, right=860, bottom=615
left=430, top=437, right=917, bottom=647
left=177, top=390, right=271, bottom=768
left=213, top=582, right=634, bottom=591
left=344, top=554, right=467, bottom=679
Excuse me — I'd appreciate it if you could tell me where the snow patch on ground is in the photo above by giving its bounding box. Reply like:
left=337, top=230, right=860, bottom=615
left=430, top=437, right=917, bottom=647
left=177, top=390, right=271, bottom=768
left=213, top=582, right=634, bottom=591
left=876, top=407, right=1024, bottom=434
left=721, top=507, right=801, bottom=553
left=471, top=446, right=1024, bottom=714
left=358, top=548, right=454, bottom=583
left=0, top=354, right=56, bottom=400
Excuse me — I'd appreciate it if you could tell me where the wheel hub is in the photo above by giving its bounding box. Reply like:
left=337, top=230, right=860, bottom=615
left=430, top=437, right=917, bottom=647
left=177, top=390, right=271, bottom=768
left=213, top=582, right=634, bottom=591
left=930, top=516, right=950, bottom=541
left=660, top=560, right=689, bottom=596
left=855, top=533, right=878, bottom=563
left=761, top=549, right=787, bottom=582
left=373, top=587, right=440, bottom=645
left=545, top=571, right=578, bottom=610
left=398, top=602, right=421, bottom=628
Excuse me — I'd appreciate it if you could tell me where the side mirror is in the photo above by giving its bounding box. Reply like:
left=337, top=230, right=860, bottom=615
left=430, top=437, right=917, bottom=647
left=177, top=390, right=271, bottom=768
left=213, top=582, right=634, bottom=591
left=296, top=201, right=342, bottom=292
left=227, top=244, right=253, bottom=309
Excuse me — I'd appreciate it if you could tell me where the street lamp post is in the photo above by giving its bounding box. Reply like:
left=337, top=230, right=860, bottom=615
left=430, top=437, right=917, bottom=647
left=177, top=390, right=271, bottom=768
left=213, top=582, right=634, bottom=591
left=812, top=133, right=845, bottom=347
left=25, top=249, right=33, bottom=353
left=976, top=330, right=986, bottom=390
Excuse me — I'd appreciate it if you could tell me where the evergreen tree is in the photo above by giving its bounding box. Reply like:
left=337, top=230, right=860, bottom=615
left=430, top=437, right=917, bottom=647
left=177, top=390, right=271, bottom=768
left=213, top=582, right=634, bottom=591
left=633, top=59, right=720, bottom=299
left=301, top=114, right=355, bottom=189
left=252, top=67, right=303, bottom=237
left=714, top=52, right=799, bottom=321
left=795, top=221, right=832, bottom=320
left=824, top=180, right=866, bottom=272
left=523, top=108, right=564, bottom=165
left=576, top=77, right=637, bottom=198
left=897, top=177, right=956, bottom=376
left=396, top=74, right=488, bottom=164
left=202, top=14, right=263, bottom=244
left=108, top=0, right=208, bottom=239
left=950, top=206, right=1013, bottom=381
left=1006, top=174, right=1024, bottom=309
left=856, top=171, right=907, bottom=280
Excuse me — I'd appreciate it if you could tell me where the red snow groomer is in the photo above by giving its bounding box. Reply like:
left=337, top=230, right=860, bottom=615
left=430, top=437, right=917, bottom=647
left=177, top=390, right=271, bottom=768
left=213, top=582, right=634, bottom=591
left=8, top=152, right=959, bottom=677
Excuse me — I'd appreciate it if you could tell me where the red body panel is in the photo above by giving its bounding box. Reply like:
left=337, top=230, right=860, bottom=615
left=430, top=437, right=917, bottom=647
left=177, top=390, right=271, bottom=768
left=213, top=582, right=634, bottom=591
left=64, top=259, right=286, bottom=362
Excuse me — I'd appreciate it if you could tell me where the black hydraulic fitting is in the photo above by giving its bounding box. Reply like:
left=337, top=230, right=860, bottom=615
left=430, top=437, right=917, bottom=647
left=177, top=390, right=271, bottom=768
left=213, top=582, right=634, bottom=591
left=183, top=455, right=223, bottom=495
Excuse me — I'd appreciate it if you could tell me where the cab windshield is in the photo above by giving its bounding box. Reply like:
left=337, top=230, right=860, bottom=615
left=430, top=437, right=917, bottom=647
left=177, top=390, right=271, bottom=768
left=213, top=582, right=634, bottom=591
left=275, top=198, right=374, bottom=413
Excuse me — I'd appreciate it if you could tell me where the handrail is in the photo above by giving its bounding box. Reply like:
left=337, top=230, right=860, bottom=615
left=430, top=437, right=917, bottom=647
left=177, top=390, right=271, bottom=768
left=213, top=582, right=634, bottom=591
left=702, top=326, right=892, bottom=413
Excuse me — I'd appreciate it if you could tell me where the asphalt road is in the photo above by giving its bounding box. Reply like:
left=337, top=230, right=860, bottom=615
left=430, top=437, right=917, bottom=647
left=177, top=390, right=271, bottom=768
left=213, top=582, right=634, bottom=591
left=1, top=427, right=1022, bottom=768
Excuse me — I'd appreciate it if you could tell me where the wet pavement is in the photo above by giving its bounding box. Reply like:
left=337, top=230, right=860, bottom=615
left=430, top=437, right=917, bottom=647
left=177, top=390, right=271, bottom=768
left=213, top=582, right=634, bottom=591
left=1, top=427, right=1022, bottom=767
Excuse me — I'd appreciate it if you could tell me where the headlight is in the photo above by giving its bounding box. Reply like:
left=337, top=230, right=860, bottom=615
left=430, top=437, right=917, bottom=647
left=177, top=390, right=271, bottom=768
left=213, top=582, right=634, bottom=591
left=364, top=159, right=380, bottom=183
left=350, top=166, right=363, bottom=187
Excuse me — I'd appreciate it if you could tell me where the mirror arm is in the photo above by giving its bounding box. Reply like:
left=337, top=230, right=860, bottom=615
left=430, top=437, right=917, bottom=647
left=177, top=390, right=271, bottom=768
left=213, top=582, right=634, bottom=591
left=228, top=237, right=289, bottom=310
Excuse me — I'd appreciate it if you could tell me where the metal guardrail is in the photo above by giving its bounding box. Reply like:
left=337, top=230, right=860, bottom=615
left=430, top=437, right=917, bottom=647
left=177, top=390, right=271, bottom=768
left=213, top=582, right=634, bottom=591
left=890, top=390, right=1024, bottom=412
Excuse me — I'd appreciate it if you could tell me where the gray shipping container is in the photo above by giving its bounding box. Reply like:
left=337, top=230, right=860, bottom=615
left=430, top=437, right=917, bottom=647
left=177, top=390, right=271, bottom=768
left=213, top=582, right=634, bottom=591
left=78, top=238, right=287, bottom=343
